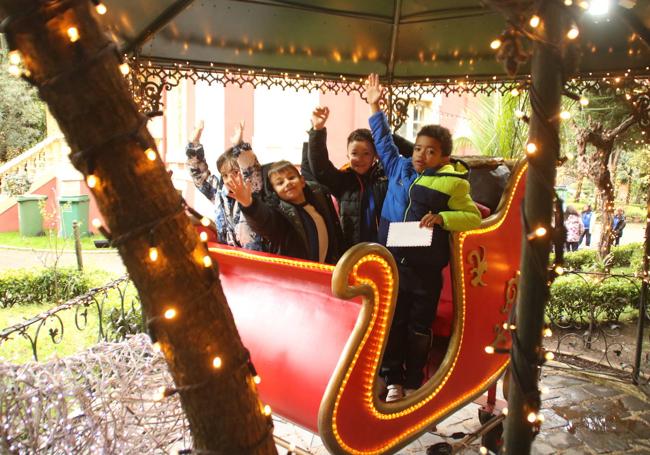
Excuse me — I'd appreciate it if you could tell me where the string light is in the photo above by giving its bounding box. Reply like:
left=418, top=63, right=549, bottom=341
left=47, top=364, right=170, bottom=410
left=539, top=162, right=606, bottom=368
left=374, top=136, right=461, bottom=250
left=511, top=87, right=520, bottom=96
left=148, top=246, right=159, bottom=262
left=212, top=356, right=222, bottom=369
left=567, top=26, right=579, bottom=40
left=263, top=404, right=272, bottom=416
left=544, top=351, right=555, bottom=361
left=203, top=255, right=212, bottom=268
left=559, top=110, right=571, bottom=120
left=515, top=109, right=525, bottom=118
left=564, top=0, right=573, bottom=4
left=527, top=226, right=547, bottom=240
left=579, top=97, right=589, bottom=106
left=527, top=412, right=538, bottom=423
left=86, top=174, right=98, bottom=188
left=199, top=231, right=209, bottom=242
left=200, top=217, right=211, bottom=227
left=253, top=375, right=261, bottom=385
left=484, top=345, right=495, bottom=354
left=529, top=15, right=541, bottom=28
left=502, top=407, right=508, bottom=415
left=95, top=2, right=107, bottom=15
left=8, top=64, right=21, bottom=76
left=152, top=342, right=162, bottom=353
left=479, top=447, right=488, bottom=454
left=119, top=63, right=130, bottom=75
left=8, top=50, right=21, bottom=65
left=163, top=308, right=177, bottom=320
left=91, top=218, right=102, bottom=229
left=490, top=39, right=502, bottom=50
left=144, top=148, right=157, bottom=161
left=554, top=265, right=564, bottom=275
left=526, top=142, right=538, bottom=154
left=67, top=27, right=80, bottom=43
left=544, top=327, right=553, bottom=337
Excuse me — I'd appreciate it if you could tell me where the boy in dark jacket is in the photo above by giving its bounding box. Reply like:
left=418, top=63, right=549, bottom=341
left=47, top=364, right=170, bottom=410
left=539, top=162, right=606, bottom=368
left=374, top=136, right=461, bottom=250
left=308, top=106, right=388, bottom=249
left=365, top=73, right=481, bottom=401
left=228, top=160, right=344, bottom=265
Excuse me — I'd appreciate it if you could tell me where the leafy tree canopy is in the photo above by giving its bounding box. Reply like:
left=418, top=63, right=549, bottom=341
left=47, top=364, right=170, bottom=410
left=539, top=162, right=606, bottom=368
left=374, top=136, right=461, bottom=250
left=0, top=39, right=46, bottom=163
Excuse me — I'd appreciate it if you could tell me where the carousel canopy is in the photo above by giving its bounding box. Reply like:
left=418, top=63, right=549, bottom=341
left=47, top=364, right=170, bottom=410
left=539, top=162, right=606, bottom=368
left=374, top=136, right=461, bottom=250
left=99, top=0, right=649, bottom=84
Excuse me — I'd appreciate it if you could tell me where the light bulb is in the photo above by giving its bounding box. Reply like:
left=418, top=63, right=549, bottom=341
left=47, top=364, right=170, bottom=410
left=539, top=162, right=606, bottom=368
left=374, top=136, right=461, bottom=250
left=567, top=26, right=579, bottom=40
left=515, top=109, right=525, bottom=118
left=152, top=342, right=162, bottom=353
left=86, top=174, right=98, bottom=188
left=502, top=407, right=508, bottom=415
left=490, top=39, right=502, bottom=50
left=164, top=308, right=177, bottom=320
left=144, top=148, right=157, bottom=161
left=263, top=404, right=272, bottom=416
left=91, top=218, right=102, bottom=229
left=511, top=88, right=520, bottom=96
left=555, top=265, right=564, bottom=275
left=203, top=255, right=212, bottom=268
left=253, top=375, right=261, bottom=384
left=484, top=346, right=495, bottom=354
left=560, top=110, right=571, bottom=120
left=212, top=356, right=222, bottom=369
left=579, top=97, right=589, bottom=106
left=95, top=3, right=107, bottom=14
left=529, top=15, right=541, bottom=28
left=527, top=412, right=537, bottom=423
left=8, top=65, right=20, bottom=77
left=545, top=351, right=555, bottom=361
left=67, top=27, right=80, bottom=42
left=480, top=447, right=488, bottom=455
left=119, top=63, right=130, bottom=75
left=199, top=231, right=208, bottom=242
left=148, top=247, right=159, bottom=262
left=535, top=226, right=547, bottom=237
left=200, top=217, right=210, bottom=227
left=526, top=142, right=538, bottom=154
left=8, top=50, right=21, bottom=65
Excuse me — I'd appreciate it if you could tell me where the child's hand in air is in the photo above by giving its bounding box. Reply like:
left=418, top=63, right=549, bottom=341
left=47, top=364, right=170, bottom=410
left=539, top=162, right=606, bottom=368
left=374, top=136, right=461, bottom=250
left=419, top=212, right=443, bottom=229
left=225, top=172, right=253, bottom=208
left=311, top=106, right=330, bottom=130
left=230, top=120, right=245, bottom=145
left=364, top=73, right=384, bottom=111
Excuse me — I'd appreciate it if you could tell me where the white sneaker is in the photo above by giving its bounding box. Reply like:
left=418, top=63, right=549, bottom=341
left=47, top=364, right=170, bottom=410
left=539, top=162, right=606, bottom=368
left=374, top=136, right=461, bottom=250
left=386, top=384, right=404, bottom=402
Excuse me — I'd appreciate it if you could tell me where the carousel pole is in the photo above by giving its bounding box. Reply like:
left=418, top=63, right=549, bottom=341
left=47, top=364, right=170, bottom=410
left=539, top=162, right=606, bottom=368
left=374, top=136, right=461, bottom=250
left=502, top=2, right=566, bottom=453
left=0, top=1, right=276, bottom=453
left=632, top=185, right=649, bottom=384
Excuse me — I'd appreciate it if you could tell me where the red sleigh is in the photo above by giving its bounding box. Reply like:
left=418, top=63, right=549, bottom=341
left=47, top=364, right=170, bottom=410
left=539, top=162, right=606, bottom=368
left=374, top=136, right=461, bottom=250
left=198, top=160, right=526, bottom=454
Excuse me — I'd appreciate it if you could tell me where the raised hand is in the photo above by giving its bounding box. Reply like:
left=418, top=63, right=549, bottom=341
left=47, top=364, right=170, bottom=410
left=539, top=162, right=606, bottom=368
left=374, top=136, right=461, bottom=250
left=311, top=106, right=330, bottom=130
left=225, top=171, right=253, bottom=207
left=230, top=120, right=245, bottom=145
left=364, top=73, right=384, bottom=111
left=191, top=120, right=205, bottom=145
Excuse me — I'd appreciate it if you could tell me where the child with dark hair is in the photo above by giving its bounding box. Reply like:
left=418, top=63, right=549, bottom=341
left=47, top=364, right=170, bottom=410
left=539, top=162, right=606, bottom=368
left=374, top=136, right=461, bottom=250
left=228, top=160, right=344, bottom=264
left=564, top=205, right=584, bottom=252
left=186, top=121, right=267, bottom=251
left=364, top=73, right=481, bottom=401
left=308, top=106, right=388, bottom=248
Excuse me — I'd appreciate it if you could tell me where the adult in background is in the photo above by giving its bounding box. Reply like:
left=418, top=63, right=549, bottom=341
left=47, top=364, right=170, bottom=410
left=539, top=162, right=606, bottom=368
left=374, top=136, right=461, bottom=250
left=564, top=205, right=584, bottom=252
left=612, top=208, right=626, bottom=246
left=580, top=204, right=593, bottom=247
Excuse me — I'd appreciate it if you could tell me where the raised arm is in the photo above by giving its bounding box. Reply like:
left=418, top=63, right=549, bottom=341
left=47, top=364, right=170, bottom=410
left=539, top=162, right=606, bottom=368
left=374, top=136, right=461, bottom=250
left=307, top=106, right=345, bottom=197
left=364, top=74, right=403, bottom=177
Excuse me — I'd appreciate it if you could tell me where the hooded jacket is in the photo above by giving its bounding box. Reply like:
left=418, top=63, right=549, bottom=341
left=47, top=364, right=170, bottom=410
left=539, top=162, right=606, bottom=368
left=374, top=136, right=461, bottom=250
left=308, top=127, right=388, bottom=249
left=240, top=182, right=344, bottom=264
left=369, top=111, right=481, bottom=268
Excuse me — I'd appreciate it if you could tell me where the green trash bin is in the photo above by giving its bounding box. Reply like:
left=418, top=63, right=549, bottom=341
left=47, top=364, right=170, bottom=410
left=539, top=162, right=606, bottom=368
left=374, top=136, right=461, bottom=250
left=59, top=195, right=90, bottom=238
left=17, top=194, right=47, bottom=237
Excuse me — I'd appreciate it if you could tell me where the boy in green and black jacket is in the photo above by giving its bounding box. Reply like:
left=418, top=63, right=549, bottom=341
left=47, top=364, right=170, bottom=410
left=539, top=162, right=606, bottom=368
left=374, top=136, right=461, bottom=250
left=365, top=74, right=481, bottom=401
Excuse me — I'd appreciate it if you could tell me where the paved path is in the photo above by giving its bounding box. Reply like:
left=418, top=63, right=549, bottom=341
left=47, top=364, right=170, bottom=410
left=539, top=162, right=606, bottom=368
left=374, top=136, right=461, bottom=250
left=274, top=363, right=650, bottom=454
left=0, top=246, right=126, bottom=275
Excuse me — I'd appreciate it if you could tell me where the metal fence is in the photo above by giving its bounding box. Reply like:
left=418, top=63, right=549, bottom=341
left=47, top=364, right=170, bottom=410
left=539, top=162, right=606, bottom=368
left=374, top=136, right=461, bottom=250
left=544, top=270, right=649, bottom=387
left=0, top=275, right=142, bottom=361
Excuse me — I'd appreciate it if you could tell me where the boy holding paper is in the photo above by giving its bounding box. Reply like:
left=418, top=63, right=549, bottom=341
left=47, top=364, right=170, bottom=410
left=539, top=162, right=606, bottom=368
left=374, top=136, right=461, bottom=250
left=364, top=73, right=481, bottom=401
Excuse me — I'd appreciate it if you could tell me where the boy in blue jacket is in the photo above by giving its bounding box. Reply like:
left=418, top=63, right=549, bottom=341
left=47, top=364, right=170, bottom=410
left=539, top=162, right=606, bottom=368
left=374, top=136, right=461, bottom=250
left=364, top=74, right=481, bottom=401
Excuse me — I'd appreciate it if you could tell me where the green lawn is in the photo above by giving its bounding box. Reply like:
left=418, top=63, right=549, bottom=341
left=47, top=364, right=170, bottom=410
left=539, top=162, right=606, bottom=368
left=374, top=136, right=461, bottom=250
left=0, top=270, right=139, bottom=363
left=0, top=231, right=110, bottom=250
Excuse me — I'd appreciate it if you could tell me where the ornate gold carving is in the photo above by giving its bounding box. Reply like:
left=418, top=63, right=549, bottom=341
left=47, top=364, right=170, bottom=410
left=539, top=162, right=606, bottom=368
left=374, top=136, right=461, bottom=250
left=468, top=246, right=488, bottom=287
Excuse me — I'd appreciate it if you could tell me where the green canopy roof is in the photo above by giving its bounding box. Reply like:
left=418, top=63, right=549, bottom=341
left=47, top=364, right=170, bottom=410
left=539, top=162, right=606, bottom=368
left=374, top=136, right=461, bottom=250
left=100, top=0, right=649, bottom=84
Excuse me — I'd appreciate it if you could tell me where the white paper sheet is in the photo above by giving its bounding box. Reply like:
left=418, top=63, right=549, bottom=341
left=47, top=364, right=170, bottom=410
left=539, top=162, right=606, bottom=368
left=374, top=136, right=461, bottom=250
left=386, top=221, right=433, bottom=247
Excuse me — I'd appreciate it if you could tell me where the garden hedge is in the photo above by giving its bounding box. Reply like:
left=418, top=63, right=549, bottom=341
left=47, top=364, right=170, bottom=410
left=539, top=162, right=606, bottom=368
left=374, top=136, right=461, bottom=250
left=0, top=268, right=90, bottom=309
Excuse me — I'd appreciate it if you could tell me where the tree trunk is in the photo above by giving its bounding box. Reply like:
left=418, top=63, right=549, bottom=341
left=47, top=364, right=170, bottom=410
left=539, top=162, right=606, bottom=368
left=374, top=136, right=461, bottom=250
left=0, top=2, right=277, bottom=453
left=595, top=146, right=616, bottom=259
left=502, top=3, right=563, bottom=453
